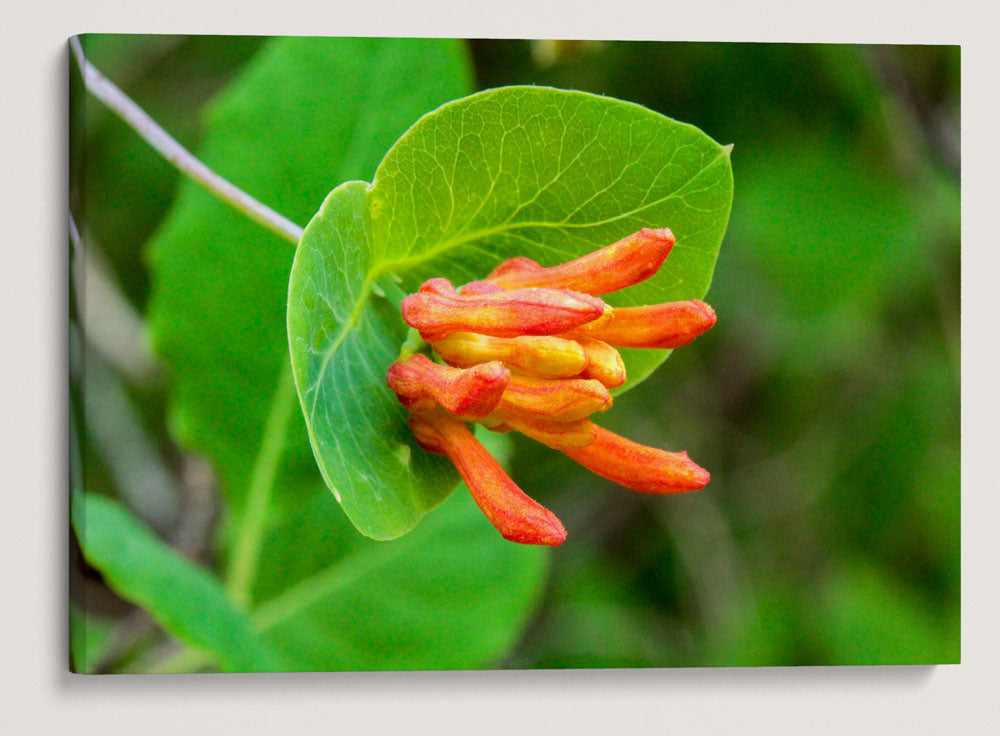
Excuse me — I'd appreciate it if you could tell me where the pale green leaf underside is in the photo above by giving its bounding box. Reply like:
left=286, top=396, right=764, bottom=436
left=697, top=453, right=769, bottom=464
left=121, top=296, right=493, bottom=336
left=289, top=86, right=733, bottom=540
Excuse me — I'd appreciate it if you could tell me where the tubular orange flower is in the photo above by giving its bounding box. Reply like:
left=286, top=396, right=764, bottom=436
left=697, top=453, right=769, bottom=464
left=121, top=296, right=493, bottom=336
left=486, top=228, right=675, bottom=295
left=401, top=279, right=609, bottom=342
left=561, top=422, right=710, bottom=493
left=386, top=354, right=510, bottom=418
left=431, top=332, right=588, bottom=379
left=409, top=411, right=567, bottom=546
left=489, top=411, right=597, bottom=450
left=497, top=375, right=612, bottom=422
left=560, top=300, right=717, bottom=349
left=387, top=224, right=716, bottom=545
left=574, top=337, right=627, bottom=388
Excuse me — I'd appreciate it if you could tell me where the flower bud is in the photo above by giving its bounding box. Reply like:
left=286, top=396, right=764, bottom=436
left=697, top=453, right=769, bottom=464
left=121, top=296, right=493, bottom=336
left=491, top=411, right=597, bottom=450
left=561, top=300, right=717, bottom=349
left=575, top=338, right=626, bottom=388
left=561, top=422, right=710, bottom=493
left=432, top=332, right=588, bottom=379
left=386, top=354, right=509, bottom=418
left=409, top=412, right=567, bottom=545
left=401, top=280, right=609, bottom=342
left=391, top=225, right=716, bottom=546
left=498, top=375, right=612, bottom=422
left=418, top=277, right=458, bottom=295
left=486, top=228, right=675, bottom=295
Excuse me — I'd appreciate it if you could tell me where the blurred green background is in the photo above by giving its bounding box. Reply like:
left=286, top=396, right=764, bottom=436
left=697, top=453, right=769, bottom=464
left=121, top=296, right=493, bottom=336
left=70, top=37, right=959, bottom=671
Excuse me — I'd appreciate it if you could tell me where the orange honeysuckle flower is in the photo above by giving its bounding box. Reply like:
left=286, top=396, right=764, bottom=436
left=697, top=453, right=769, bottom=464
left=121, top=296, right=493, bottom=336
left=497, top=374, right=612, bottom=422
left=454, top=281, right=618, bottom=342
left=561, top=300, right=717, bottom=349
left=575, top=337, right=626, bottom=388
left=409, top=411, right=567, bottom=546
left=431, top=332, right=588, bottom=379
left=561, top=422, right=710, bottom=493
left=401, top=279, right=609, bottom=342
left=486, top=228, right=675, bottom=295
left=387, top=225, right=716, bottom=545
left=386, top=354, right=510, bottom=418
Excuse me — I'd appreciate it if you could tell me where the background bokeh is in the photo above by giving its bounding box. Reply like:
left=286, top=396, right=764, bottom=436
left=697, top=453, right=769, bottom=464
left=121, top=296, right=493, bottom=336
left=71, top=37, right=959, bottom=671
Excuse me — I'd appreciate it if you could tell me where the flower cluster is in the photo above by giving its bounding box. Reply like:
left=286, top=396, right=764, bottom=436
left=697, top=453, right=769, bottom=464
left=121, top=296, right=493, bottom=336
left=386, top=228, right=717, bottom=546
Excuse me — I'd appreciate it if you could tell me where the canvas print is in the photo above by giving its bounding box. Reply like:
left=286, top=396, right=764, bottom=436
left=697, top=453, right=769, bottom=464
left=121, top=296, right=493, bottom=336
left=69, top=35, right=960, bottom=673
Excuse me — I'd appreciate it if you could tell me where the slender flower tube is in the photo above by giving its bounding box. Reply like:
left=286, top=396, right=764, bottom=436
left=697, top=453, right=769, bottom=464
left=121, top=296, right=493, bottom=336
left=432, top=332, right=588, bottom=379
left=388, top=224, right=716, bottom=545
left=409, top=411, right=567, bottom=545
left=561, top=422, right=710, bottom=493
left=561, top=300, right=717, bottom=349
left=401, top=279, right=609, bottom=342
left=489, top=411, right=597, bottom=450
left=386, top=354, right=510, bottom=418
left=486, top=228, right=675, bottom=295
left=575, top=338, right=627, bottom=388
left=498, top=375, right=612, bottom=422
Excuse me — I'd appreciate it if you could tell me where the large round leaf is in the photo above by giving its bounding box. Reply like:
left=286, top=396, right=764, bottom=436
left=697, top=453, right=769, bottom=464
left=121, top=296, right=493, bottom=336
left=288, top=86, right=733, bottom=540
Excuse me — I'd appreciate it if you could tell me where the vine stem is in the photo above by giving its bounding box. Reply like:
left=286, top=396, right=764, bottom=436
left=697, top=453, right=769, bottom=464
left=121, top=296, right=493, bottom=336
left=225, top=364, right=297, bottom=607
left=69, top=36, right=304, bottom=246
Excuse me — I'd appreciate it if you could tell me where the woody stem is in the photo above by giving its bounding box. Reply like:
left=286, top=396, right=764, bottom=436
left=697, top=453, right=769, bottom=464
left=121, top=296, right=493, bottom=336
left=69, top=36, right=304, bottom=246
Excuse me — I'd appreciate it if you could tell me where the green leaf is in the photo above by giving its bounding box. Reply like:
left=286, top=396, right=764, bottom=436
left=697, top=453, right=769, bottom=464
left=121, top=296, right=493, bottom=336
left=73, top=494, right=280, bottom=672
left=252, top=469, right=549, bottom=671
left=289, top=86, right=733, bottom=538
